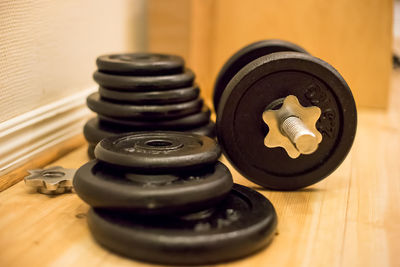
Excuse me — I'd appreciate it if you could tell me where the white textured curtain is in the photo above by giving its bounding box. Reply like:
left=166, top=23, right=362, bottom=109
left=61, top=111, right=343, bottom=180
left=0, top=0, right=147, bottom=123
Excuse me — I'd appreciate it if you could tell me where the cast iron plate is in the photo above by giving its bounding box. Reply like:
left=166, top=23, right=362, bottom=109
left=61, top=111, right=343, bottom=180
left=87, top=143, right=96, bottom=159
left=73, top=160, right=233, bottom=214
left=83, top=118, right=216, bottom=146
left=93, top=69, right=194, bottom=91
left=87, top=184, right=277, bottom=265
left=188, top=121, right=216, bottom=138
left=87, top=92, right=203, bottom=120
left=96, top=53, right=184, bottom=75
left=83, top=118, right=127, bottom=145
left=217, top=52, right=357, bottom=190
left=95, top=131, right=221, bottom=170
left=98, top=104, right=210, bottom=129
left=98, top=84, right=200, bottom=104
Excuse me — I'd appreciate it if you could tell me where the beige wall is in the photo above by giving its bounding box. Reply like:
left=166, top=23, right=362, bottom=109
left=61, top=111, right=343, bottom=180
left=148, top=0, right=191, bottom=61
left=149, top=0, right=393, bottom=109
left=0, top=0, right=147, bottom=123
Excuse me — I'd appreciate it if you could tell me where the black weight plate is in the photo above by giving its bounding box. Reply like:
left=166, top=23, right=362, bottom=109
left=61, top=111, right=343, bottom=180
left=99, top=84, right=200, bottom=104
left=96, top=53, right=184, bottom=75
left=213, top=39, right=308, bottom=112
left=84, top=118, right=215, bottom=146
left=95, top=131, right=221, bottom=170
left=84, top=118, right=126, bottom=145
left=190, top=121, right=215, bottom=138
left=87, top=143, right=96, bottom=159
left=73, top=160, right=233, bottom=214
left=87, top=92, right=203, bottom=120
left=98, top=104, right=211, bottom=130
left=93, top=69, right=195, bottom=91
left=87, top=183, right=277, bottom=265
left=217, top=52, right=357, bottom=190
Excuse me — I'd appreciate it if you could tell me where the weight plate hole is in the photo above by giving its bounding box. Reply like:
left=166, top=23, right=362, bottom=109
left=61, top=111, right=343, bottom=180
left=42, top=171, right=65, bottom=178
left=145, top=140, right=174, bottom=147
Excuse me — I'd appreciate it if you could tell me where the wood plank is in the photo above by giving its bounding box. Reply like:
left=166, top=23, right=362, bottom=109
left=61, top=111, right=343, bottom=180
left=0, top=134, right=85, bottom=192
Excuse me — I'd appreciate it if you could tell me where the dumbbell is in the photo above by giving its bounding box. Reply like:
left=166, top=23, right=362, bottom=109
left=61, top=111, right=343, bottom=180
left=213, top=40, right=357, bottom=190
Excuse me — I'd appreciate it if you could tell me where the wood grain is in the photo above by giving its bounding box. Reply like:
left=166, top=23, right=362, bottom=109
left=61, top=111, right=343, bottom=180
left=0, top=72, right=399, bottom=266
left=148, top=0, right=393, bottom=109
left=0, top=134, right=85, bottom=192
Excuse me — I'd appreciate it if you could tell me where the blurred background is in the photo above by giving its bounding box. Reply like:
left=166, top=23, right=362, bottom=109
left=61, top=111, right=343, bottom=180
left=0, top=0, right=396, bottom=175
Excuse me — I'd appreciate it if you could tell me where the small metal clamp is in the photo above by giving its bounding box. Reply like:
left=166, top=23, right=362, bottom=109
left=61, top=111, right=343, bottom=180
left=24, top=166, right=76, bottom=194
left=263, top=95, right=322, bottom=159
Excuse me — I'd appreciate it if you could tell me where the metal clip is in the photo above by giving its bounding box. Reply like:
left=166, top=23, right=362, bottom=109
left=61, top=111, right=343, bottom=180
left=24, top=166, right=76, bottom=195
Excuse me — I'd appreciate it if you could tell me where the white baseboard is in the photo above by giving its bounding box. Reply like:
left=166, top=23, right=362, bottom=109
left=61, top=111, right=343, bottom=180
left=0, top=87, right=96, bottom=176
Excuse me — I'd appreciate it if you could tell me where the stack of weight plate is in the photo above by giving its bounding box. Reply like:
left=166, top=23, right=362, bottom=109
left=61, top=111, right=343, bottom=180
left=73, top=132, right=278, bottom=265
left=84, top=53, right=215, bottom=158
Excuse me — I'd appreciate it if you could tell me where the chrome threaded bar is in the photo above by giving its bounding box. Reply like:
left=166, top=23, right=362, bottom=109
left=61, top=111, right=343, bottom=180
left=280, top=116, right=318, bottom=154
left=262, top=95, right=322, bottom=158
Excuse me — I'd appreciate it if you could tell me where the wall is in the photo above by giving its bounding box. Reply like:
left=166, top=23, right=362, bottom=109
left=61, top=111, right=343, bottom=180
left=148, top=0, right=393, bottom=109
left=0, top=0, right=147, bottom=175
left=395, top=0, right=400, bottom=39
left=0, top=0, right=146, bottom=123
